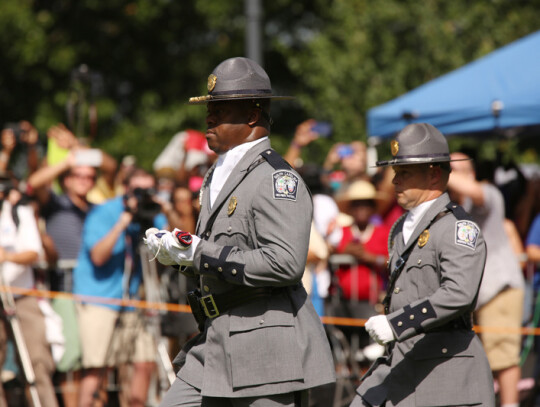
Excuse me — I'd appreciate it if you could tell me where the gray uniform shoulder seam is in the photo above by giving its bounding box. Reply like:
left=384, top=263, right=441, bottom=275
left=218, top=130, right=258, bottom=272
left=261, top=149, right=292, bottom=171
left=445, top=202, right=473, bottom=221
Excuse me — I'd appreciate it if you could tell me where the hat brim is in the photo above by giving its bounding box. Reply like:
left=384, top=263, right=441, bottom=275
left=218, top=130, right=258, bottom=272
left=336, top=192, right=387, bottom=213
left=188, top=94, right=295, bottom=105
left=374, top=156, right=473, bottom=167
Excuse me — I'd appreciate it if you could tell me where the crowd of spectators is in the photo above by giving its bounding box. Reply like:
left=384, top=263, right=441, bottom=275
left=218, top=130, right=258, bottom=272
left=0, top=121, right=211, bottom=406
left=0, top=118, right=539, bottom=406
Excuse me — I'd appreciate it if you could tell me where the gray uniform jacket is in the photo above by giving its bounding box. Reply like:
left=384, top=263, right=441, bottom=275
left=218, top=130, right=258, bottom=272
left=357, top=193, right=495, bottom=407
left=173, top=139, right=336, bottom=398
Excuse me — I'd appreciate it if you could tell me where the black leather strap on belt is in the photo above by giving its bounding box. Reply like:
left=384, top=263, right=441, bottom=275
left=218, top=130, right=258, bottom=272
left=188, top=286, right=287, bottom=329
left=210, top=286, right=280, bottom=313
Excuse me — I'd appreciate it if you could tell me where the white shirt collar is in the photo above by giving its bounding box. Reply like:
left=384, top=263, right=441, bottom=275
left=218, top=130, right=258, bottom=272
left=402, top=198, right=437, bottom=245
left=210, top=137, right=268, bottom=207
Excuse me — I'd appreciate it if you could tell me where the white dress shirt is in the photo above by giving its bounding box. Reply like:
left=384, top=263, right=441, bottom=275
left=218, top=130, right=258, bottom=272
left=402, top=199, right=437, bottom=245
left=209, top=137, right=267, bottom=208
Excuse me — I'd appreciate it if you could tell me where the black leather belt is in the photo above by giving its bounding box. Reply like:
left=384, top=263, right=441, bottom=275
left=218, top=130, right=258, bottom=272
left=187, top=286, right=286, bottom=330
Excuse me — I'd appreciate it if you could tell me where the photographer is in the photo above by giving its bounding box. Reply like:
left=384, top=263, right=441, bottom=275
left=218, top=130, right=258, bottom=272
left=0, top=173, right=58, bottom=407
left=1, top=121, right=40, bottom=178
left=323, top=140, right=369, bottom=193
left=27, top=126, right=116, bottom=407
left=73, top=167, right=166, bottom=407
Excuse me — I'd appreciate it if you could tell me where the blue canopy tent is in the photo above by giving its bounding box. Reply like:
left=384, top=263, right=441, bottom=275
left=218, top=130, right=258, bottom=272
left=367, top=30, right=540, bottom=142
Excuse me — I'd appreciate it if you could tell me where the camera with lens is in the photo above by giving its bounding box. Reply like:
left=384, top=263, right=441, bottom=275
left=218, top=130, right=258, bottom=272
left=126, top=187, right=162, bottom=228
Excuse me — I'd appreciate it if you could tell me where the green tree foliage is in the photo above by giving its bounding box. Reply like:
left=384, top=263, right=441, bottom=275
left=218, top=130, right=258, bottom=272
left=0, top=0, right=539, bottom=168
left=277, top=0, right=540, bottom=158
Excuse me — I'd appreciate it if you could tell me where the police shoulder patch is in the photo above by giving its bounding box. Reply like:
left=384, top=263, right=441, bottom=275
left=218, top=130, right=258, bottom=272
left=455, top=220, right=480, bottom=250
left=272, top=170, right=299, bottom=201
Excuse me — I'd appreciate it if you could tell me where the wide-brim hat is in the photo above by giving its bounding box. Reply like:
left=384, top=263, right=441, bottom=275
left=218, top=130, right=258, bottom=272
left=376, top=123, right=469, bottom=167
left=188, top=57, right=294, bottom=104
left=336, top=180, right=386, bottom=212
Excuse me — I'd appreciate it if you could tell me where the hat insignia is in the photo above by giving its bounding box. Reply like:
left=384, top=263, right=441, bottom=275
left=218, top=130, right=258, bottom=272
left=391, top=140, right=399, bottom=156
left=228, top=196, right=237, bottom=216
left=207, top=74, right=217, bottom=92
left=418, top=229, right=430, bottom=247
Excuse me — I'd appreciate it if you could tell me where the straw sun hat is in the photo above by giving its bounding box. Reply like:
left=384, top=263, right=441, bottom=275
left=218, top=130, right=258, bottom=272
left=335, top=180, right=386, bottom=213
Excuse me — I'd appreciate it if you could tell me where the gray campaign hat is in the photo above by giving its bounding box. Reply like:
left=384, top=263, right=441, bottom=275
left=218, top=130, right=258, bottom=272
left=188, top=57, right=294, bottom=104
left=376, top=123, right=468, bottom=167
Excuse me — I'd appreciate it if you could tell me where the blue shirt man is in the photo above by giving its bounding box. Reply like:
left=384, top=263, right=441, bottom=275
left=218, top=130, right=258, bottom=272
left=73, top=196, right=166, bottom=308
left=73, top=167, right=166, bottom=407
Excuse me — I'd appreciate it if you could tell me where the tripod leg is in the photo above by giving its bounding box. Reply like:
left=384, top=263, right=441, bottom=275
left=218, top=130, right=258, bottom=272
left=0, top=291, right=42, bottom=407
left=139, top=244, right=176, bottom=388
left=9, top=316, right=42, bottom=407
left=156, top=337, right=176, bottom=385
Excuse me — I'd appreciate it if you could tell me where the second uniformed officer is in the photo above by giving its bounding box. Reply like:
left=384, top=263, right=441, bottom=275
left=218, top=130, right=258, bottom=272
left=145, top=57, right=335, bottom=406
left=351, top=123, right=495, bottom=406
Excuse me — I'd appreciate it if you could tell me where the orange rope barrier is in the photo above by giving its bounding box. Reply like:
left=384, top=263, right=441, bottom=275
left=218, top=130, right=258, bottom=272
left=0, top=285, right=191, bottom=313
left=1, top=285, right=536, bottom=335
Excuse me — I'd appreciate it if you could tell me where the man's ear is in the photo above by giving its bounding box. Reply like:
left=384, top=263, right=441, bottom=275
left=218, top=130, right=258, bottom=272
left=429, top=165, right=443, bottom=188
left=247, top=108, right=262, bottom=127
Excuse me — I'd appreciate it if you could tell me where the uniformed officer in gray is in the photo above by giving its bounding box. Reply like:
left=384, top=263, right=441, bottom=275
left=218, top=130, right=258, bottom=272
left=144, top=57, right=335, bottom=406
left=351, top=123, right=495, bottom=407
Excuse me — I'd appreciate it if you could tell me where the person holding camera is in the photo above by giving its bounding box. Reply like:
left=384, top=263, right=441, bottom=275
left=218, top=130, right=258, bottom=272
left=0, top=173, right=59, bottom=407
left=1, top=121, right=40, bottom=178
left=73, top=167, right=166, bottom=407
left=27, top=125, right=117, bottom=287
left=27, top=125, right=118, bottom=407
left=323, top=140, right=369, bottom=193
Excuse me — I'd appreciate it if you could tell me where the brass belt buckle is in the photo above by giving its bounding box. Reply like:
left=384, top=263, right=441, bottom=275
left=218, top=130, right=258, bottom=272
left=200, top=294, right=219, bottom=318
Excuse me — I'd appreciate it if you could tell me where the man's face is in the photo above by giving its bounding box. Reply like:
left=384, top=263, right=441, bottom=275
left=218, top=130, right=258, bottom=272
left=392, top=164, right=433, bottom=210
left=348, top=200, right=375, bottom=228
left=341, top=142, right=367, bottom=178
left=64, top=166, right=97, bottom=198
left=128, top=173, right=155, bottom=192
left=205, top=101, right=253, bottom=154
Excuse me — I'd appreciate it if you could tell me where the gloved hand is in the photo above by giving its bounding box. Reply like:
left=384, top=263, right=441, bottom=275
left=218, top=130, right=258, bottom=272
left=144, top=228, right=175, bottom=265
left=365, top=315, right=396, bottom=345
left=144, top=228, right=200, bottom=266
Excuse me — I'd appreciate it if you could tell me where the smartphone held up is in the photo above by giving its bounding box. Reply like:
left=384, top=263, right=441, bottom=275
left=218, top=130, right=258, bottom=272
left=311, top=121, right=332, bottom=138
left=74, top=149, right=103, bottom=167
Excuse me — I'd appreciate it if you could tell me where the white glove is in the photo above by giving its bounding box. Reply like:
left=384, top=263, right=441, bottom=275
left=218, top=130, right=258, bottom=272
left=144, top=228, right=176, bottom=265
left=365, top=315, right=396, bottom=345
left=144, top=228, right=201, bottom=266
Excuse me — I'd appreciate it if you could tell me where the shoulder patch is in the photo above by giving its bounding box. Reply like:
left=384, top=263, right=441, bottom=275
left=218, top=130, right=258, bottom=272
left=455, top=220, right=480, bottom=250
left=272, top=170, right=299, bottom=201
